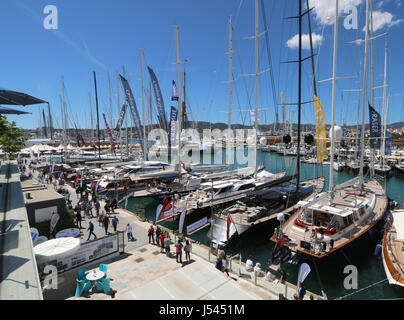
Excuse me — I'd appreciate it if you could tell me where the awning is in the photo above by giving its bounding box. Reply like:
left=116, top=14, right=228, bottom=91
left=392, top=210, right=404, bottom=241
left=0, top=89, right=47, bottom=106
left=0, top=107, right=31, bottom=115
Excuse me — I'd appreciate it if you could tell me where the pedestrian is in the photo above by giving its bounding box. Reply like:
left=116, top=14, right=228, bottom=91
left=87, top=221, right=97, bottom=240
left=126, top=223, right=135, bottom=241
left=84, top=201, right=90, bottom=218
left=280, top=269, right=289, bottom=284
left=49, top=174, right=53, bottom=185
left=103, top=215, right=110, bottom=235
left=111, top=198, right=117, bottom=212
left=217, top=247, right=226, bottom=260
left=98, top=211, right=104, bottom=227
left=175, top=239, right=183, bottom=263
left=95, top=200, right=100, bottom=217
left=112, top=216, right=119, bottom=232
left=184, top=240, right=191, bottom=262
left=155, top=225, right=162, bottom=247
left=164, top=235, right=171, bottom=256
left=222, top=258, right=230, bottom=276
left=298, top=282, right=306, bottom=300
left=75, top=209, right=82, bottom=229
left=87, top=201, right=94, bottom=218
left=148, top=225, right=155, bottom=244
left=75, top=187, right=80, bottom=199
left=105, top=203, right=111, bottom=216
left=215, top=258, right=223, bottom=271
left=159, top=233, right=165, bottom=253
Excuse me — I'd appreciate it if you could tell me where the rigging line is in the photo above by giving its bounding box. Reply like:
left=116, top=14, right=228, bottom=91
left=310, top=253, right=326, bottom=298
left=334, top=276, right=392, bottom=300
left=261, top=0, right=279, bottom=128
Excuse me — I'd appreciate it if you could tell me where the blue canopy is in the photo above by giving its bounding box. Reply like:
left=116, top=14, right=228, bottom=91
left=0, top=89, right=47, bottom=106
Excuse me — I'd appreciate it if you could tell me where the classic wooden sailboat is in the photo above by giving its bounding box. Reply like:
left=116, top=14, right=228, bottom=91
left=382, top=209, right=404, bottom=292
left=270, top=0, right=388, bottom=262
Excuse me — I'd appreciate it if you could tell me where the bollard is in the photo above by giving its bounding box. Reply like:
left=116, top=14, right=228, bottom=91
left=254, top=271, right=257, bottom=286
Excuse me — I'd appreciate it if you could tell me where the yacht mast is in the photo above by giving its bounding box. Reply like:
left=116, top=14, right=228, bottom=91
left=381, top=39, right=388, bottom=166
left=254, top=0, right=259, bottom=179
left=141, top=48, right=147, bottom=160
left=329, top=0, right=340, bottom=197
left=359, top=0, right=370, bottom=190
left=116, top=69, right=122, bottom=161
left=227, top=16, right=233, bottom=167
left=174, top=25, right=182, bottom=175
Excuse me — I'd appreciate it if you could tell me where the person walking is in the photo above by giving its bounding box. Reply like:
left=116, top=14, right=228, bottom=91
left=148, top=225, right=155, bottom=245
left=95, top=200, right=100, bottom=217
left=175, top=240, right=183, bottom=263
left=112, top=216, right=119, bottom=233
left=87, top=201, right=94, bottom=218
left=159, top=233, right=165, bottom=253
left=75, top=209, right=82, bottom=229
left=87, top=221, right=97, bottom=241
left=164, top=236, right=171, bottom=256
left=184, top=240, right=191, bottom=262
left=298, top=282, right=306, bottom=300
left=155, top=225, right=162, bottom=248
left=110, top=198, right=117, bottom=213
left=103, top=215, right=110, bottom=235
left=49, top=174, right=53, bottom=185
left=126, top=223, right=135, bottom=241
left=105, top=203, right=111, bottom=216
left=223, top=258, right=230, bottom=276
left=98, top=211, right=104, bottom=227
left=75, top=187, right=80, bottom=199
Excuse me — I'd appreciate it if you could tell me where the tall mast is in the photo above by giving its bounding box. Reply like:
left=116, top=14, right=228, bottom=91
left=108, top=72, right=113, bottom=130
left=227, top=16, right=233, bottom=167
left=254, top=0, right=259, bottom=179
left=89, top=91, right=94, bottom=146
left=141, top=48, right=147, bottom=160
left=61, top=76, right=67, bottom=151
left=359, top=0, right=370, bottom=189
left=329, top=0, right=339, bottom=196
left=296, top=0, right=303, bottom=190
left=182, top=68, right=186, bottom=130
left=122, top=66, right=129, bottom=156
left=116, top=69, right=122, bottom=161
left=174, top=25, right=182, bottom=174
left=93, top=71, right=101, bottom=162
left=281, top=92, right=285, bottom=137
left=381, top=39, right=388, bottom=165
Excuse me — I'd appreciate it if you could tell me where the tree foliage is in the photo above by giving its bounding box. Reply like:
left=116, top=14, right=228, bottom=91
left=0, top=115, right=27, bottom=159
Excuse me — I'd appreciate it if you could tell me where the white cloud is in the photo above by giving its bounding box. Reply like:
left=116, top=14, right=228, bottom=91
left=308, top=0, right=363, bottom=25
left=286, top=33, right=324, bottom=50
left=363, top=10, right=403, bottom=31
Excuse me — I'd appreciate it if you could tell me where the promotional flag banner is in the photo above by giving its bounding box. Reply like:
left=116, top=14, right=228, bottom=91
left=178, top=209, right=186, bottom=234
left=385, top=130, right=393, bottom=156
left=215, top=226, right=224, bottom=250
left=171, top=80, right=179, bottom=101
left=50, top=212, right=60, bottom=234
left=314, top=95, right=327, bottom=163
left=168, top=106, right=178, bottom=159
left=147, top=67, right=168, bottom=132
left=369, top=104, right=381, bottom=149
left=103, top=113, right=116, bottom=155
left=119, top=75, right=144, bottom=152
left=226, top=215, right=232, bottom=240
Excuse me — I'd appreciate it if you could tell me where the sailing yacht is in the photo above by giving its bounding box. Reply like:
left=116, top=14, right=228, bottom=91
left=382, top=209, right=404, bottom=292
left=270, top=0, right=388, bottom=262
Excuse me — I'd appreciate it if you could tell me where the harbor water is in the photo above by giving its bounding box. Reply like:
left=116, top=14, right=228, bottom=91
left=122, top=149, right=404, bottom=300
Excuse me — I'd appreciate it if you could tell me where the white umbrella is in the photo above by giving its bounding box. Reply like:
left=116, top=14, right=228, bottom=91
left=34, top=237, right=81, bottom=264
left=56, top=228, right=80, bottom=238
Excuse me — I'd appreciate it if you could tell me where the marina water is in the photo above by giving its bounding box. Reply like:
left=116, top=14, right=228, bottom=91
left=122, top=148, right=404, bottom=300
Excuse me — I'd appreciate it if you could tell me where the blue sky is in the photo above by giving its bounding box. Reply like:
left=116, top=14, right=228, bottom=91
left=2, top=0, right=404, bottom=130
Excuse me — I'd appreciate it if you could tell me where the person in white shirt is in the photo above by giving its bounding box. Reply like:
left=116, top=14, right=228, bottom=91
left=126, top=224, right=134, bottom=241
left=246, top=259, right=253, bottom=272
left=265, top=268, right=272, bottom=281
left=254, top=262, right=263, bottom=276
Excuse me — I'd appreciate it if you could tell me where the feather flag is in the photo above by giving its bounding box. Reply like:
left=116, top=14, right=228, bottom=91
left=171, top=80, right=179, bottom=101
left=314, top=95, right=327, bottom=163
left=226, top=214, right=232, bottom=240
left=369, top=104, right=381, bottom=149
